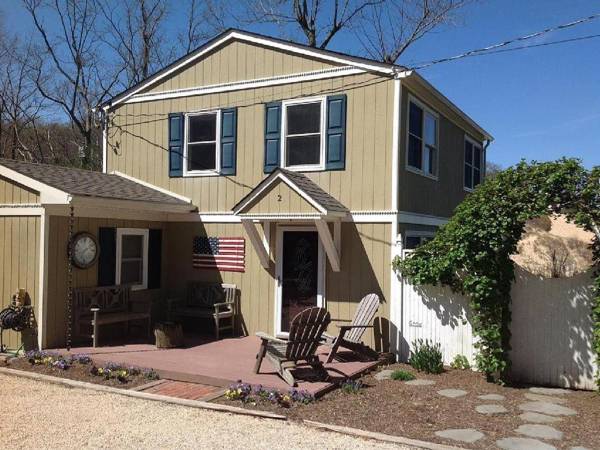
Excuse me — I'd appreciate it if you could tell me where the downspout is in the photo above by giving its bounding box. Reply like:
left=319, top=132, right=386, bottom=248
left=483, top=138, right=493, bottom=179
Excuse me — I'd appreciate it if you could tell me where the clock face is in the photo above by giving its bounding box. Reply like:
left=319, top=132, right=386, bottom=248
left=71, top=233, right=98, bottom=269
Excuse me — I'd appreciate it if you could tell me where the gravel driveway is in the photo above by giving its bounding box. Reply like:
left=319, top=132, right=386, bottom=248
left=0, top=374, right=408, bottom=449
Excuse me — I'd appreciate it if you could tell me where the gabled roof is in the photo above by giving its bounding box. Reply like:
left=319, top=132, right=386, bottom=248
left=0, top=158, right=194, bottom=209
left=233, top=168, right=348, bottom=217
left=100, top=28, right=401, bottom=111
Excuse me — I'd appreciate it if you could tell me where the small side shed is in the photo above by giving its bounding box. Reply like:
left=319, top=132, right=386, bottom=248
left=0, top=159, right=196, bottom=350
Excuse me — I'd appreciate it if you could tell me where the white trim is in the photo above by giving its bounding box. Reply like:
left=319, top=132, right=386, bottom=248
left=314, top=218, right=341, bottom=272
left=463, top=134, right=484, bottom=191
left=183, top=110, right=221, bottom=177
left=405, top=94, right=440, bottom=180
left=274, top=225, right=325, bottom=337
left=168, top=210, right=399, bottom=223
left=280, top=96, right=327, bottom=172
left=0, top=206, right=44, bottom=216
left=38, top=210, right=49, bottom=349
left=102, top=115, right=108, bottom=174
left=233, top=172, right=329, bottom=215
left=241, top=219, right=270, bottom=269
left=110, top=171, right=192, bottom=203
left=398, top=211, right=449, bottom=227
left=125, top=67, right=365, bottom=105
left=68, top=196, right=194, bottom=214
left=0, top=165, right=70, bottom=204
left=391, top=78, right=401, bottom=216
left=104, top=30, right=395, bottom=109
left=115, top=228, right=149, bottom=291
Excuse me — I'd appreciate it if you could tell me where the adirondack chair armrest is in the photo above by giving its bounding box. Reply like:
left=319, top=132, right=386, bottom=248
left=255, top=331, right=287, bottom=344
left=213, top=301, right=233, bottom=312
left=321, top=332, right=336, bottom=345
left=330, top=318, right=352, bottom=323
left=336, top=324, right=373, bottom=330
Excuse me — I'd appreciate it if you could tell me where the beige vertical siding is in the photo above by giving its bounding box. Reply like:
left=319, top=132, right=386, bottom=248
left=244, top=180, right=319, bottom=214
left=0, top=216, right=39, bottom=350
left=0, top=176, right=39, bottom=204
left=45, top=216, right=167, bottom=348
left=146, top=40, right=340, bottom=94
left=166, top=221, right=391, bottom=349
left=398, top=85, right=477, bottom=218
left=108, top=72, right=395, bottom=213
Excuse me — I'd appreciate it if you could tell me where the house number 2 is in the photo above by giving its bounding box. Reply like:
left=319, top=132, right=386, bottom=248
left=277, top=194, right=282, bottom=202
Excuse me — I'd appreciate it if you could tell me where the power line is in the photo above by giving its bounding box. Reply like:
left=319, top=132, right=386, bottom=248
left=465, top=33, right=600, bottom=57
left=410, top=12, right=600, bottom=70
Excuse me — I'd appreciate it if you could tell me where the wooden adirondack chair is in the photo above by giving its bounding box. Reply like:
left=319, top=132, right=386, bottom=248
left=253, top=307, right=331, bottom=387
left=323, top=293, right=380, bottom=363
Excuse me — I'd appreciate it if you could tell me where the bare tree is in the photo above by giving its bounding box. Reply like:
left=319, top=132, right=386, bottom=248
left=99, top=0, right=168, bottom=87
left=357, top=0, right=471, bottom=63
left=179, top=0, right=230, bottom=53
left=243, top=0, right=383, bottom=49
left=23, top=0, right=120, bottom=168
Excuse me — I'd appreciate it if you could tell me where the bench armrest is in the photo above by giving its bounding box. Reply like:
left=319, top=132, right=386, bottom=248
left=255, top=331, right=287, bottom=344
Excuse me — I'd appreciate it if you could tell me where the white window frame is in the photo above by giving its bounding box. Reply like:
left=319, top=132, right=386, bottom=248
left=281, top=96, right=327, bottom=172
left=405, top=94, right=440, bottom=180
left=116, top=228, right=149, bottom=291
left=183, top=109, right=221, bottom=177
left=464, top=134, right=484, bottom=192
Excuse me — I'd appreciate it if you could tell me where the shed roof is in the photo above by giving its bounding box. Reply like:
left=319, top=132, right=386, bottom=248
left=0, top=158, right=193, bottom=207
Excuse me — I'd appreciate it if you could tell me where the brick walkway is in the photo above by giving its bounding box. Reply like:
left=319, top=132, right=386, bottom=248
left=140, top=380, right=223, bottom=401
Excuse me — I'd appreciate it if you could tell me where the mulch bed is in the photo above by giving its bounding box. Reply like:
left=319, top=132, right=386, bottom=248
left=215, top=363, right=600, bottom=449
left=2, top=357, right=153, bottom=389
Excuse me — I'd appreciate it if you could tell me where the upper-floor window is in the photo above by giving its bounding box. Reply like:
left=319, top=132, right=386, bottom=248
left=185, top=111, right=220, bottom=176
left=404, top=232, right=435, bottom=250
left=407, top=98, right=438, bottom=178
left=464, top=137, right=483, bottom=190
left=282, top=97, right=326, bottom=171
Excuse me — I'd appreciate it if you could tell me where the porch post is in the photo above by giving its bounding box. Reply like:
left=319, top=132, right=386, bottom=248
left=314, top=218, right=341, bottom=272
left=241, top=219, right=270, bottom=269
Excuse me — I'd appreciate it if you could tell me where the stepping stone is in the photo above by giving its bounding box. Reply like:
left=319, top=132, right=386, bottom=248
left=519, top=412, right=562, bottom=424
left=478, top=393, right=505, bottom=401
left=437, top=389, right=467, bottom=398
left=405, top=379, right=435, bottom=386
left=519, top=401, right=577, bottom=416
left=476, top=404, right=508, bottom=415
left=516, top=424, right=563, bottom=440
left=529, top=387, right=571, bottom=396
left=570, top=447, right=591, bottom=450
left=374, top=369, right=394, bottom=381
left=525, top=393, right=568, bottom=404
left=496, top=437, right=556, bottom=450
left=435, top=428, right=484, bottom=443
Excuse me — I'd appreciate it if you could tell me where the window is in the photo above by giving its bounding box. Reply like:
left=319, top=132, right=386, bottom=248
left=282, top=98, right=325, bottom=170
left=185, top=111, right=220, bottom=175
left=116, top=229, right=149, bottom=290
left=405, top=233, right=434, bottom=250
left=407, top=99, right=438, bottom=177
left=464, top=137, right=484, bottom=190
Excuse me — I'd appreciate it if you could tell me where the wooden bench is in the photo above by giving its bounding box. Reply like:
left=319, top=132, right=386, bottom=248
left=167, top=283, right=237, bottom=340
left=73, top=285, right=151, bottom=347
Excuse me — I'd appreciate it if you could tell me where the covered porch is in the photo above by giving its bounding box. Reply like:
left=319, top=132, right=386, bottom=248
left=58, top=335, right=380, bottom=396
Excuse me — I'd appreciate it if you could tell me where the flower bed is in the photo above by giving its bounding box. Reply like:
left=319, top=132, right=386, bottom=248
left=223, top=381, right=314, bottom=408
left=4, top=350, right=158, bottom=389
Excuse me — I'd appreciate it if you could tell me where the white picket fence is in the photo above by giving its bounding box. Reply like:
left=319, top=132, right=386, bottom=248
left=397, top=267, right=598, bottom=390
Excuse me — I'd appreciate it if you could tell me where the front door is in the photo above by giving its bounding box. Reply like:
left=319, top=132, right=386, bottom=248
left=276, top=227, right=323, bottom=335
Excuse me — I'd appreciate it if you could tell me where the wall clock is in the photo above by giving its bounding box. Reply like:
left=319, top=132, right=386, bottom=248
left=69, top=232, right=99, bottom=269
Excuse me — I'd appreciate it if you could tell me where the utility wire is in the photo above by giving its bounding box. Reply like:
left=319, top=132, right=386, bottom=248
left=410, top=12, right=600, bottom=69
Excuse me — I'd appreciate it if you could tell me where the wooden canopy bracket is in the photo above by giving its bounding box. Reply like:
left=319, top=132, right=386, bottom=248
left=315, top=218, right=341, bottom=272
left=242, top=220, right=270, bottom=269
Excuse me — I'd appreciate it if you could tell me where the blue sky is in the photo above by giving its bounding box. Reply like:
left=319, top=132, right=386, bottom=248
left=6, top=0, right=600, bottom=169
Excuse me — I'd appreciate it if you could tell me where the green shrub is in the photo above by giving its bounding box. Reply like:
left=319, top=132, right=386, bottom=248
left=390, top=369, right=416, bottom=381
left=409, top=339, right=444, bottom=374
left=450, top=354, right=471, bottom=370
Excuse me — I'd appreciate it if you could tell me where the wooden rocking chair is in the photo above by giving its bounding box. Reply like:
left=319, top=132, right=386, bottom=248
left=323, top=293, right=380, bottom=363
left=254, top=307, right=331, bottom=387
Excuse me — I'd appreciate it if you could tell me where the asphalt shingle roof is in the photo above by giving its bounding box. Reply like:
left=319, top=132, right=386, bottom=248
left=0, top=158, right=192, bottom=206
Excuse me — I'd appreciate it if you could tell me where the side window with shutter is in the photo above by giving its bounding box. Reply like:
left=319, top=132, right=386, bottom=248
left=326, top=94, right=346, bottom=170
left=168, top=113, right=184, bottom=177
left=264, top=102, right=281, bottom=173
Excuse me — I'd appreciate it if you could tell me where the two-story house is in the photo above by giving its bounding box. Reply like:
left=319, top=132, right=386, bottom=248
left=0, top=29, right=492, bottom=353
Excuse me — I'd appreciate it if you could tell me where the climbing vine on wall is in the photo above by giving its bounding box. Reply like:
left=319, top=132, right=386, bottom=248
left=392, top=160, right=600, bottom=386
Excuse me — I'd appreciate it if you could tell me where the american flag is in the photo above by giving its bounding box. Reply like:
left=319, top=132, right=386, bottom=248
left=192, top=236, right=245, bottom=272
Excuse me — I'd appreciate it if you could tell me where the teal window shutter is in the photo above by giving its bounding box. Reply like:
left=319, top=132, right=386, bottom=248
left=326, top=94, right=347, bottom=170
left=168, top=113, right=184, bottom=177
left=264, top=102, right=281, bottom=173
left=97, top=227, right=116, bottom=286
left=220, top=108, right=237, bottom=175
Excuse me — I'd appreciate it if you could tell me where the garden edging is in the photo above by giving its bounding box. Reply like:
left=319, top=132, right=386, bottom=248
left=303, top=420, right=463, bottom=450
left=0, top=367, right=286, bottom=421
